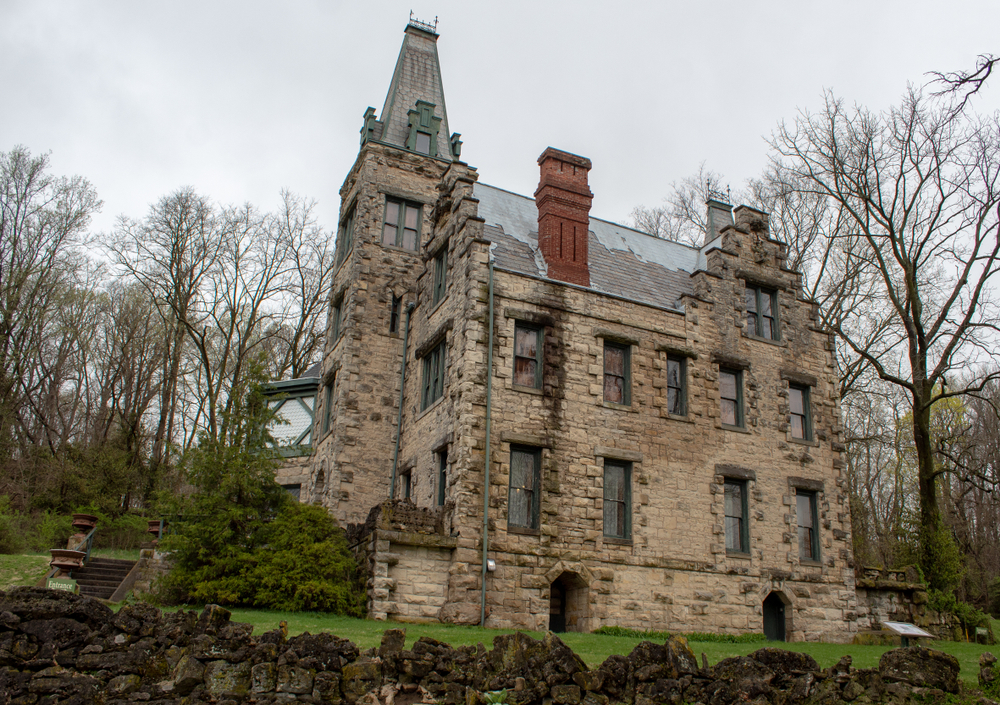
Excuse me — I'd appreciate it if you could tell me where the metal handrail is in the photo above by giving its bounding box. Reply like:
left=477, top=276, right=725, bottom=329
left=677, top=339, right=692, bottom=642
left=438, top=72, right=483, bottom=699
left=71, top=526, right=98, bottom=564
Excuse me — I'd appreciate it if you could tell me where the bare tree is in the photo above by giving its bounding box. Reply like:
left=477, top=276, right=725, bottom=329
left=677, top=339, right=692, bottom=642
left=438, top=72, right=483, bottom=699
left=630, top=164, right=734, bottom=245
left=771, top=88, right=1000, bottom=589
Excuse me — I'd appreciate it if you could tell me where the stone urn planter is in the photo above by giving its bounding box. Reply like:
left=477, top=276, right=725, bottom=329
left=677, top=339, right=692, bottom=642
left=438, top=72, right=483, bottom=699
left=147, top=519, right=165, bottom=540
left=49, top=548, right=87, bottom=572
left=71, top=513, right=98, bottom=532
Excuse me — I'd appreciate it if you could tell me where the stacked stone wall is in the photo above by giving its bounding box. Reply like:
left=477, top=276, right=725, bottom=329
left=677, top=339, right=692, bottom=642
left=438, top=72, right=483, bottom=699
left=0, top=588, right=972, bottom=704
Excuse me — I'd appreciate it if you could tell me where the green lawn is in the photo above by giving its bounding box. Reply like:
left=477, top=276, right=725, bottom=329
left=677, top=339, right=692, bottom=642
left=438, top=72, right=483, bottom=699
left=172, top=607, right=994, bottom=687
left=0, top=553, right=50, bottom=590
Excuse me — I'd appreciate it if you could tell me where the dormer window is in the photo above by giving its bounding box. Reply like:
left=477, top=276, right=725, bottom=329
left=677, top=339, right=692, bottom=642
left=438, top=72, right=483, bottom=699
left=406, top=101, right=442, bottom=156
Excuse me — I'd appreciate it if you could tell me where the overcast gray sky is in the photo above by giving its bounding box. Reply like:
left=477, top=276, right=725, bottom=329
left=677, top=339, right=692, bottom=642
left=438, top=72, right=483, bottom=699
left=3, top=1, right=998, bottom=238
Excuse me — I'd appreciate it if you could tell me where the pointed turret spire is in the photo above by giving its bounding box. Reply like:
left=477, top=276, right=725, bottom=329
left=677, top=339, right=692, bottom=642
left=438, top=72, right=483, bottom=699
left=360, top=18, right=461, bottom=161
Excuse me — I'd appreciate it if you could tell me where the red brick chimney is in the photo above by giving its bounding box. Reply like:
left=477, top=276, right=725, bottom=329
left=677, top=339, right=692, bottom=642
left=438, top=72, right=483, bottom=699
left=535, top=147, right=593, bottom=287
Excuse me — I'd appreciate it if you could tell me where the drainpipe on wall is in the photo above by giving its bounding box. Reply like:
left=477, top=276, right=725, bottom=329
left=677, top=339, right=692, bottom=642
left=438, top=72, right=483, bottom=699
left=481, top=254, right=495, bottom=627
left=390, top=302, right=416, bottom=500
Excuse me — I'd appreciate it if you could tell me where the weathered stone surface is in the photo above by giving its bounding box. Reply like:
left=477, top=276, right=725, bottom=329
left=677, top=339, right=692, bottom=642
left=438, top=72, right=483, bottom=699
left=252, top=661, right=277, bottom=693
left=172, top=653, right=205, bottom=695
left=204, top=658, right=251, bottom=697
left=878, top=646, right=960, bottom=693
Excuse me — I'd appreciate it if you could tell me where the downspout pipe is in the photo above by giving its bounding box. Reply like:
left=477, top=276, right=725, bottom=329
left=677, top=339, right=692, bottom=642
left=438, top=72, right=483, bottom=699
left=481, top=254, right=495, bottom=627
left=390, top=302, right=416, bottom=499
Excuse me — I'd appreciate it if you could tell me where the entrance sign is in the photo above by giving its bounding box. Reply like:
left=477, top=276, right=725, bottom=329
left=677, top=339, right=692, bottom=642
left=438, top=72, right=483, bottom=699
left=47, top=577, right=78, bottom=593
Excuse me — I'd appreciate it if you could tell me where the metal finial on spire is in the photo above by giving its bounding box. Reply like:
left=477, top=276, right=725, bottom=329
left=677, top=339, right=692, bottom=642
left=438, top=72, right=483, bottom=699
left=408, top=11, right=439, bottom=34
left=706, top=177, right=731, bottom=205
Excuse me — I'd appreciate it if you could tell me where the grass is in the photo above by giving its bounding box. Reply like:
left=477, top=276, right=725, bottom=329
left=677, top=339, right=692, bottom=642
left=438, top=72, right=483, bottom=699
left=149, top=607, right=996, bottom=687
left=0, top=553, right=50, bottom=590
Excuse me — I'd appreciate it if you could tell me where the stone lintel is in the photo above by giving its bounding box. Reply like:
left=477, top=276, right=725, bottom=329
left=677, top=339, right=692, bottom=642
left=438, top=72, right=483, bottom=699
left=501, top=432, right=552, bottom=448
left=715, top=464, right=756, bottom=481
left=595, top=446, right=643, bottom=463
left=504, top=308, right=556, bottom=328
left=780, top=370, right=819, bottom=387
left=789, top=477, right=825, bottom=492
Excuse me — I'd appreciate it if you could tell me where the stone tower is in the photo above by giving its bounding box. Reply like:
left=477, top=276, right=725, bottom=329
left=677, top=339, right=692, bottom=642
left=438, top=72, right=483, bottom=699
left=310, top=18, right=465, bottom=524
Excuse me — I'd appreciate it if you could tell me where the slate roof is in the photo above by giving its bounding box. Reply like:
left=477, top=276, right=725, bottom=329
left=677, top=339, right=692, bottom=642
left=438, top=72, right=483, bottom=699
left=376, top=23, right=454, bottom=161
left=474, top=183, right=703, bottom=311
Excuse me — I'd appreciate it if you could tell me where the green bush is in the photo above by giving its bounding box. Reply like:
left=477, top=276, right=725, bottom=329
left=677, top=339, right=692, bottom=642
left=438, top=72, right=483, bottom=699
left=72, top=506, right=149, bottom=551
left=0, top=496, right=25, bottom=554
left=987, top=577, right=1000, bottom=618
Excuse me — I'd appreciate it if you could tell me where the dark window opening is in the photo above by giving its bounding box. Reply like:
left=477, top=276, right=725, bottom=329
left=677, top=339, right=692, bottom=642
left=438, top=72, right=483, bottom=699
left=724, top=479, right=749, bottom=553
left=603, top=342, right=630, bottom=405
left=797, top=491, right=819, bottom=561
left=382, top=199, right=421, bottom=250
left=508, top=446, right=541, bottom=529
left=603, top=459, right=631, bottom=539
left=390, top=294, right=402, bottom=334
left=437, top=448, right=448, bottom=506
left=666, top=356, right=685, bottom=415
left=789, top=384, right=812, bottom=440
left=514, top=323, right=543, bottom=389
left=421, top=341, right=446, bottom=409
left=720, top=368, right=744, bottom=428
left=745, top=285, right=778, bottom=340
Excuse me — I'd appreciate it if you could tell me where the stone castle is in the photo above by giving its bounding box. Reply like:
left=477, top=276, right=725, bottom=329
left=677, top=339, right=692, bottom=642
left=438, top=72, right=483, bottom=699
left=296, top=19, right=858, bottom=642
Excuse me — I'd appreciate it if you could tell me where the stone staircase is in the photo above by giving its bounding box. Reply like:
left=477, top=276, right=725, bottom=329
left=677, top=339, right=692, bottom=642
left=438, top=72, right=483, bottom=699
left=72, top=558, right=137, bottom=600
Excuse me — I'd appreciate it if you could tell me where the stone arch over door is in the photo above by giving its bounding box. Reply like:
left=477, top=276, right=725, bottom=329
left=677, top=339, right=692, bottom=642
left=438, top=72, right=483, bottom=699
left=763, top=591, right=791, bottom=641
left=548, top=571, right=589, bottom=633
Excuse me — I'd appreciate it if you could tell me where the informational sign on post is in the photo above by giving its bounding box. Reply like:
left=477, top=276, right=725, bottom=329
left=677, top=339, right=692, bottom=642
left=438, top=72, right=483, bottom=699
left=882, top=621, right=935, bottom=647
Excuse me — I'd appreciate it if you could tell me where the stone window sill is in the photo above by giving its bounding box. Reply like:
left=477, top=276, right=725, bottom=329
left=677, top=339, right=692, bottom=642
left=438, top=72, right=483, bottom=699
left=507, top=525, right=540, bottom=537
left=429, top=295, right=447, bottom=316
left=417, top=396, right=445, bottom=420
left=743, top=333, right=785, bottom=347
left=603, top=536, right=633, bottom=546
left=787, top=435, right=820, bottom=447
left=381, top=243, right=421, bottom=255
left=722, top=424, right=751, bottom=434
left=512, top=384, right=543, bottom=396
left=799, top=559, right=823, bottom=568
left=602, top=401, right=636, bottom=412
left=726, top=550, right=752, bottom=560
left=665, top=413, right=694, bottom=424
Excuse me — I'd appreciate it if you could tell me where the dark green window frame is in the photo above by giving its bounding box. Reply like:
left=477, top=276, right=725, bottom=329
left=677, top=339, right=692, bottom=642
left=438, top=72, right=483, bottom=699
left=508, top=446, right=541, bottom=530
left=513, top=323, right=543, bottom=389
left=336, top=204, right=355, bottom=266
left=432, top=244, right=447, bottom=305
left=745, top=285, right=779, bottom=340
left=789, top=384, right=812, bottom=440
left=603, top=342, right=631, bottom=405
left=724, top=479, right=750, bottom=554
left=401, top=470, right=411, bottom=500
left=437, top=447, right=448, bottom=506
left=666, top=355, right=686, bottom=415
left=421, top=340, right=446, bottom=410
left=719, top=368, right=744, bottom=428
left=382, top=198, right=421, bottom=250
left=797, top=491, right=820, bottom=561
left=603, top=459, right=632, bottom=540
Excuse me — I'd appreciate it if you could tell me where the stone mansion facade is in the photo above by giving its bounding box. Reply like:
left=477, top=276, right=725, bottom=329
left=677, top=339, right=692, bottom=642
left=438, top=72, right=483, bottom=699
left=301, top=19, right=859, bottom=641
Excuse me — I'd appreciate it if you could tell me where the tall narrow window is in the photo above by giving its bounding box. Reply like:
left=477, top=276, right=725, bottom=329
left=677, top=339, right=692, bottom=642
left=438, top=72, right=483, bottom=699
left=336, top=205, right=355, bottom=265
left=797, top=491, right=819, bottom=561
left=719, top=369, right=743, bottom=428
left=724, top=480, right=749, bottom=554
left=401, top=470, right=411, bottom=500
left=421, top=341, right=446, bottom=410
left=432, top=245, right=447, bottom=304
left=437, top=448, right=448, bottom=506
left=321, top=374, right=335, bottom=436
left=666, top=356, right=685, bottom=415
left=330, top=298, right=342, bottom=342
left=603, top=460, right=631, bottom=539
left=389, top=294, right=402, bottom=334
left=513, top=323, right=543, bottom=389
left=508, top=446, right=541, bottom=530
left=415, top=131, right=432, bottom=154
left=745, top=285, right=778, bottom=340
left=789, top=385, right=811, bottom=440
left=604, top=342, right=630, bottom=405
left=382, top=199, right=420, bottom=250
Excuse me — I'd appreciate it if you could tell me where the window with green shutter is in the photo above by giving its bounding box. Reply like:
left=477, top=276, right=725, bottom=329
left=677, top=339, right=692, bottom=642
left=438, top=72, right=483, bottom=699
left=382, top=199, right=421, bottom=250
left=421, top=341, right=446, bottom=409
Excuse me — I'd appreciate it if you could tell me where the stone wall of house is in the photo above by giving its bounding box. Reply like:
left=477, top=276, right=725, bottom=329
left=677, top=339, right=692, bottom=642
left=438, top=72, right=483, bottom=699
left=319, top=146, right=857, bottom=640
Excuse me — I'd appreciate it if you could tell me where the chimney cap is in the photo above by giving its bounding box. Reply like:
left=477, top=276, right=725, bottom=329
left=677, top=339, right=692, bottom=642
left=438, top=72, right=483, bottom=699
left=538, top=147, right=592, bottom=170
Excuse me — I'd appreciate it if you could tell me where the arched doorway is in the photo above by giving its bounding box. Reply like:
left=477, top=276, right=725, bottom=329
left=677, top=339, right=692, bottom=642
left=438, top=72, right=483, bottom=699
left=549, top=572, right=588, bottom=632
left=762, top=591, right=787, bottom=641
